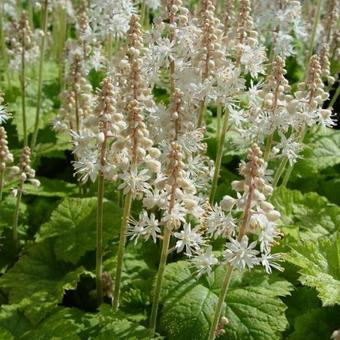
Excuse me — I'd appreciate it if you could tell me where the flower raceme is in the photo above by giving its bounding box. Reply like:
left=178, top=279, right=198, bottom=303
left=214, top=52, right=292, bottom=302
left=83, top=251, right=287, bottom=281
left=191, top=144, right=283, bottom=276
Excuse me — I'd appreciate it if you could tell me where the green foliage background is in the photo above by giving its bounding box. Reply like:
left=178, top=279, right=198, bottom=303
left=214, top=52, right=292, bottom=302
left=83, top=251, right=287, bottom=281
left=0, top=2, right=339, bottom=339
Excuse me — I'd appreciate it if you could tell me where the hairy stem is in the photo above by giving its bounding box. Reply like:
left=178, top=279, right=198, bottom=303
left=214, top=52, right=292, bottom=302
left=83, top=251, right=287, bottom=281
left=197, top=98, right=206, bottom=128
left=12, top=181, right=23, bottom=248
left=263, top=133, right=274, bottom=161
left=328, top=83, right=340, bottom=109
left=272, top=157, right=288, bottom=188
left=209, top=108, right=229, bottom=204
left=207, top=264, right=233, bottom=340
left=209, top=165, right=254, bottom=339
left=96, top=172, right=105, bottom=305
left=31, top=0, right=49, bottom=150
left=0, top=169, right=4, bottom=204
left=305, top=0, right=322, bottom=77
left=0, top=0, right=5, bottom=58
left=112, top=191, right=133, bottom=311
left=281, top=129, right=306, bottom=187
left=21, top=43, right=27, bottom=146
left=107, top=32, right=113, bottom=66
left=216, top=104, right=222, bottom=139
left=149, top=226, right=171, bottom=335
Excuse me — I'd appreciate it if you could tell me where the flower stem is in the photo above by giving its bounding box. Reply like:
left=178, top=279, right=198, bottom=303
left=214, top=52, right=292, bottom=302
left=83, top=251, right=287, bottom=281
left=31, top=0, right=49, bottom=150
left=197, top=98, right=206, bottom=128
left=280, top=129, right=305, bottom=187
left=207, top=264, right=233, bottom=340
left=263, top=133, right=274, bottom=161
left=21, top=42, right=27, bottom=146
left=305, top=0, right=322, bottom=77
left=0, top=169, right=4, bottom=204
left=149, top=226, right=171, bottom=335
left=96, top=172, right=105, bottom=305
left=209, top=108, right=229, bottom=204
left=272, top=157, right=288, bottom=188
left=0, top=0, right=5, bottom=59
left=12, top=181, right=23, bottom=248
left=112, top=191, right=132, bottom=311
left=106, top=32, right=113, bottom=65
left=328, top=83, right=340, bottom=109
left=216, top=104, right=222, bottom=139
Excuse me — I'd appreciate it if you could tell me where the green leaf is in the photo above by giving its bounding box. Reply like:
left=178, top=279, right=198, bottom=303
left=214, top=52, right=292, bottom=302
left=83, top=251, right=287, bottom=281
left=271, top=187, right=340, bottom=240
left=86, top=305, right=155, bottom=340
left=21, top=307, right=82, bottom=340
left=0, top=240, right=87, bottom=324
left=36, top=197, right=122, bottom=264
left=283, top=286, right=340, bottom=339
left=0, top=303, right=32, bottom=339
left=288, top=306, right=340, bottom=340
left=159, top=261, right=292, bottom=340
left=286, top=237, right=340, bottom=306
left=293, top=128, right=340, bottom=177
left=0, top=303, right=156, bottom=340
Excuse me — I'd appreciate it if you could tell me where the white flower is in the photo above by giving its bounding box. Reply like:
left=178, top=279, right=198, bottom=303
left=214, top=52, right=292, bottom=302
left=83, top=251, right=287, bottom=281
left=277, top=132, right=302, bottom=166
left=0, top=105, right=11, bottom=124
left=162, top=202, right=187, bottom=229
left=174, top=223, right=203, bottom=256
left=240, top=44, right=266, bottom=78
left=206, top=205, right=236, bottom=239
left=260, top=252, right=283, bottom=274
left=143, top=189, right=167, bottom=209
left=257, top=217, right=280, bottom=253
left=73, top=150, right=99, bottom=183
left=144, top=0, right=161, bottom=10
left=141, top=212, right=161, bottom=243
left=89, top=0, right=135, bottom=39
left=316, top=109, right=336, bottom=128
left=118, top=168, right=151, bottom=197
left=127, top=211, right=161, bottom=244
left=224, top=235, right=259, bottom=271
left=127, top=216, right=145, bottom=244
left=71, top=129, right=96, bottom=158
left=191, top=246, right=218, bottom=277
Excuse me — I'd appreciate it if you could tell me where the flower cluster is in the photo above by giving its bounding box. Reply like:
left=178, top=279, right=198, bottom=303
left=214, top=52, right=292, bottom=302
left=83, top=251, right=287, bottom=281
left=192, top=144, right=283, bottom=276
left=12, top=146, right=40, bottom=193
left=6, top=11, right=39, bottom=72
left=0, top=127, right=14, bottom=174
left=254, top=0, right=306, bottom=58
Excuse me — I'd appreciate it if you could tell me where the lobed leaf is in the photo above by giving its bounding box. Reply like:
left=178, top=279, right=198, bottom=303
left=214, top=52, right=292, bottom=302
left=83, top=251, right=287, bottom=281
left=36, top=197, right=121, bottom=264
left=159, top=261, right=292, bottom=340
left=286, top=237, right=340, bottom=306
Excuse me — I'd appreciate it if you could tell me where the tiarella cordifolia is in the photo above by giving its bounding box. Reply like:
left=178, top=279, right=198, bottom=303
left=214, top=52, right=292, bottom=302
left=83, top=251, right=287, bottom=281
left=7, top=11, right=39, bottom=145
left=273, top=54, right=335, bottom=187
left=11, top=146, right=40, bottom=246
left=56, top=50, right=94, bottom=135
left=254, top=0, right=306, bottom=58
left=206, top=144, right=283, bottom=339
left=75, top=1, right=105, bottom=72
left=88, top=0, right=135, bottom=42
left=322, top=0, right=339, bottom=45
left=295, top=54, right=333, bottom=129
left=223, top=0, right=233, bottom=35
left=6, top=11, right=39, bottom=72
left=194, top=0, right=225, bottom=126
left=319, top=43, right=335, bottom=86
left=230, top=0, right=266, bottom=77
left=93, top=77, right=124, bottom=304
left=112, top=14, right=160, bottom=312
left=195, top=144, right=282, bottom=276
left=0, top=127, right=14, bottom=203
